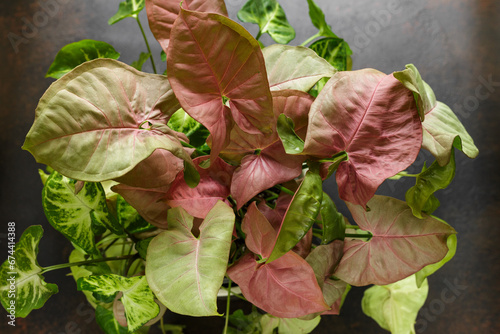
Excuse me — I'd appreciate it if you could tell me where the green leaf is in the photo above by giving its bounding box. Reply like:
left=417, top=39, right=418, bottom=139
left=167, top=108, right=210, bottom=148
left=131, top=52, right=151, bottom=71
left=38, top=168, right=51, bottom=185
left=0, top=226, right=58, bottom=317
left=238, top=0, right=295, bottom=44
left=277, top=114, right=304, bottom=154
left=78, top=274, right=159, bottom=332
left=415, top=233, right=457, bottom=288
left=309, top=37, right=353, bottom=72
left=95, top=305, right=129, bottom=334
left=405, top=150, right=456, bottom=218
left=109, top=0, right=145, bottom=25
left=42, top=171, right=123, bottom=254
left=135, top=237, right=153, bottom=260
left=262, top=44, right=336, bottom=92
left=320, top=192, right=345, bottom=244
left=260, top=314, right=320, bottom=334
left=362, top=275, right=429, bottom=334
left=306, top=0, right=337, bottom=38
left=146, top=201, right=235, bottom=316
left=422, top=193, right=440, bottom=215
left=45, top=39, right=120, bottom=79
left=116, top=195, right=155, bottom=234
left=267, top=167, right=323, bottom=263
left=228, top=308, right=262, bottom=334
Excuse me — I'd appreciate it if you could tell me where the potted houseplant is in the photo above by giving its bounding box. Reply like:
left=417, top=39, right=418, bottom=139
left=0, top=0, right=478, bottom=333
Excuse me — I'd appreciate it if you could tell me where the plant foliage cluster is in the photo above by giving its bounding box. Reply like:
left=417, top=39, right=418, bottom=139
left=1, top=0, right=478, bottom=333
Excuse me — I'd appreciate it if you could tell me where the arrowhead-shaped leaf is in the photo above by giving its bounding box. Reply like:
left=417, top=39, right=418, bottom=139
left=305, top=241, right=347, bottom=316
left=262, top=45, right=336, bottom=91
left=309, top=37, right=352, bottom=72
left=394, top=64, right=479, bottom=165
left=362, top=275, right=429, bottom=334
left=415, top=233, right=457, bottom=288
left=146, top=201, right=235, bottom=316
left=406, top=150, right=456, bottom=218
left=334, top=195, right=457, bottom=286
left=77, top=274, right=159, bottom=332
left=228, top=252, right=328, bottom=318
left=167, top=8, right=274, bottom=162
left=145, top=0, right=228, bottom=50
left=23, top=59, right=194, bottom=183
left=237, top=0, right=295, bottom=44
left=43, top=171, right=123, bottom=254
left=242, top=202, right=277, bottom=259
left=165, top=157, right=235, bottom=218
left=109, top=0, right=145, bottom=25
left=267, top=167, right=323, bottom=263
left=303, top=69, right=422, bottom=207
left=45, top=39, right=120, bottom=79
left=0, top=226, right=58, bottom=318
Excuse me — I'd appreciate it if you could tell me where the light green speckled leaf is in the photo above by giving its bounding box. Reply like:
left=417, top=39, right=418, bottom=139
left=0, top=226, right=58, bottom=318
left=43, top=171, right=124, bottom=254
left=362, top=275, right=428, bottom=334
left=77, top=274, right=158, bottom=332
left=146, top=201, right=235, bottom=316
left=263, top=44, right=336, bottom=92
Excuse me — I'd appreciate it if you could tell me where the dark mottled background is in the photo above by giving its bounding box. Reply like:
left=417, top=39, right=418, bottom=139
left=1, top=0, right=499, bottom=333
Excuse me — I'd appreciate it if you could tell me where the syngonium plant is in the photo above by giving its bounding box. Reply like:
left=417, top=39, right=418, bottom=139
left=0, top=0, right=478, bottom=333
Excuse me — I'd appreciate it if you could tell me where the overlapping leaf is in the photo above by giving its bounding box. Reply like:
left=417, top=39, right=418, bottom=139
left=23, top=59, right=194, bottom=183
left=309, top=37, right=352, bottom=72
left=303, top=69, right=422, bottom=207
left=165, top=157, right=235, bottom=218
left=167, top=8, right=274, bottom=162
left=223, top=90, right=312, bottom=208
left=145, top=0, right=228, bottom=50
left=0, top=226, right=58, bottom=318
left=45, top=39, right=120, bottom=79
left=319, top=192, right=346, bottom=244
left=237, top=0, right=295, bottom=44
left=77, top=274, right=159, bottom=332
left=334, top=196, right=456, bottom=286
left=394, top=64, right=479, bottom=165
left=146, top=201, right=235, bottom=316
left=262, top=45, right=336, bottom=91
left=362, top=275, right=429, bottom=334
left=43, top=171, right=123, bottom=254
left=260, top=314, right=321, bottom=334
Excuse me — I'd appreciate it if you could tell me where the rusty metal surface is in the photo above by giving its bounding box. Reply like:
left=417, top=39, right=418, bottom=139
left=0, top=0, right=499, bottom=333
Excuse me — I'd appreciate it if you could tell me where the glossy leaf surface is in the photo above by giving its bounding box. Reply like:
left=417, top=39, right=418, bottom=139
left=23, top=59, right=193, bottom=182
left=109, top=0, right=145, bottom=25
left=146, top=201, right=235, bottom=316
left=362, top=275, right=429, bottom=334
left=309, top=37, right=352, bottom=72
left=145, top=0, right=228, bottom=50
left=320, top=192, right=346, bottom=244
left=227, top=252, right=329, bottom=318
left=167, top=9, right=274, bottom=161
left=267, top=167, right=323, bottom=263
left=0, top=226, right=58, bottom=318
left=334, top=196, right=456, bottom=286
left=303, top=69, right=422, bottom=207
left=45, top=39, right=120, bottom=79
left=77, top=274, right=158, bottom=332
left=277, top=114, right=304, bottom=154
left=43, top=172, right=122, bottom=254
left=262, top=45, right=336, bottom=91
left=237, top=0, right=295, bottom=44
left=406, top=150, right=456, bottom=218
left=166, top=157, right=234, bottom=218
left=167, top=108, right=210, bottom=148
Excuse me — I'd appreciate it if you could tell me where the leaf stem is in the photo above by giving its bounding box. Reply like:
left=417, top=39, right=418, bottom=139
left=345, top=224, right=360, bottom=230
left=40, top=255, right=135, bottom=274
left=255, top=30, right=262, bottom=41
left=223, top=279, right=232, bottom=334
left=345, top=233, right=372, bottom=239
left=300, top=33, right=321, bottom=47
left=136, top=16, right=157, bottom=74
left=275, top=185, right=295, bottom=196
left=180, top=140, right=208, bottom=156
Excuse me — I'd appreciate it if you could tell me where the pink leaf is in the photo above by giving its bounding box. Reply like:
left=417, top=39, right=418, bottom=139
left=242, top=202, right=277, bottom=259
left=167, top=8, right=274, bottom=161
left=303, top=69, right=422, bottom=207
left=334, top=195, right=456, bottom=286
left=227, top=252, right=329, bottom=318
left=145, top=0, right=228, bottom=50
left=112, top=184, right=170, bottom=229
left=165, top=156, right=235, bottom=218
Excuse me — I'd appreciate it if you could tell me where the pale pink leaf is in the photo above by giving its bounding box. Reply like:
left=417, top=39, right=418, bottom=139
left=242, top=202, right=277, bottom=259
